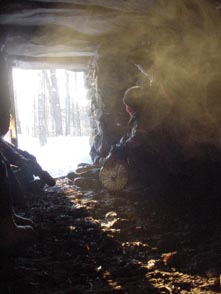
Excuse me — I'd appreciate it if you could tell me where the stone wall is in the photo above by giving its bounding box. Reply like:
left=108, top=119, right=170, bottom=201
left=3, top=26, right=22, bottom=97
left=85, top=5, right=221, bottom=190
left=85, top=53, right=130, bottom=164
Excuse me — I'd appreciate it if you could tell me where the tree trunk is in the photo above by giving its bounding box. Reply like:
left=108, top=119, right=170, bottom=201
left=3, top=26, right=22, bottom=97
left=65, top=71, right=71, bottom=136
left=13, top=91, right=21, bottom=134
left=75, top=102, right=82, bottom=136
left=38, top=71, right=47, bottom=146
left=44, top=70, right=63, bottom=136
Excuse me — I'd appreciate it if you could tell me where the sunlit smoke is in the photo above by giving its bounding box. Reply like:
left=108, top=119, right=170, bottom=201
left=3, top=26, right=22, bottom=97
left=101, top=0, right=221, bottom=156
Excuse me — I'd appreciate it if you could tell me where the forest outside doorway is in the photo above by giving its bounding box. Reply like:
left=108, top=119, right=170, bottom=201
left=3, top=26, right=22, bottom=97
left=12, top=68, right=91, bottom=177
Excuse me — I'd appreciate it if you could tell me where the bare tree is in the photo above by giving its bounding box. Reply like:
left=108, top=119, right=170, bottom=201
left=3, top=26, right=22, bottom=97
left=44, top=69, right=63, bottom=136
left=75, top=101, right=82, bottom=136
left=38, top=71, right=47, bottom=146
left=13, top=91, right=21, bottom=134
left=65, top=71, right=71, bottom=136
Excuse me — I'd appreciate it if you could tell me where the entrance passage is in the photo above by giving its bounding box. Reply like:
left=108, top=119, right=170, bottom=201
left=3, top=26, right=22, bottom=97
left=12, top=68, right=91, bottom=177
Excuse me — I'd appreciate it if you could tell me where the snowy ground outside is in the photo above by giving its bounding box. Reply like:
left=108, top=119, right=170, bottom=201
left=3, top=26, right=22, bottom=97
left=17, top=135, right=92, bottom=178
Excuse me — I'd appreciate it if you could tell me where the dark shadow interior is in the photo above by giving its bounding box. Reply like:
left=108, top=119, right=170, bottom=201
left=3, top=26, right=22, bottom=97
left=1, top=1, right=221, bottom=293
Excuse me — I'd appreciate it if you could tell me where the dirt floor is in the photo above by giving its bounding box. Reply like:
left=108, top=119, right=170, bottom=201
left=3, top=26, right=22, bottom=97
left=1, top=177, right=221, bottom=294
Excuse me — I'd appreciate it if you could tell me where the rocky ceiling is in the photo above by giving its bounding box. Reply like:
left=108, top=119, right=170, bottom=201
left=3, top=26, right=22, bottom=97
left=0, top=0, right=156, bottom=68
left=0, top=1, right=218, bottom=67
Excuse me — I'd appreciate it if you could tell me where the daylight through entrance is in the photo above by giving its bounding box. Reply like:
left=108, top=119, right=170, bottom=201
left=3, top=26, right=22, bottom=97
left=12, top=68, right=91, bottom=177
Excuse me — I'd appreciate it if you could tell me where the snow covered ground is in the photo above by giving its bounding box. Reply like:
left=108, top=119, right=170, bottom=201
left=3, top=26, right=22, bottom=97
left=17, top=135, right=92, bottom=178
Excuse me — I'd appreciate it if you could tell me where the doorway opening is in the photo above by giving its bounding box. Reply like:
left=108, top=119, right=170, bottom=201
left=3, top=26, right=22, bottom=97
left=12, top=68, right=92, bottom=177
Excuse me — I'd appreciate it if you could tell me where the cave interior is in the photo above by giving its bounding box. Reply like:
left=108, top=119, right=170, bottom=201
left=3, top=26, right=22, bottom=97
left=1, top=1, right=221, bottom=293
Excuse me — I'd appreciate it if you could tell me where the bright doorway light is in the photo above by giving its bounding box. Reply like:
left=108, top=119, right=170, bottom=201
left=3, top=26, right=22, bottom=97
left=12, top=68, right=92, bottom=177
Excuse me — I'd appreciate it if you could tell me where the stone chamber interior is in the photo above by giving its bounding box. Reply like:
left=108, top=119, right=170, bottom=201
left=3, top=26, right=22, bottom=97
left=1, top=1, right=221, bottom=293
